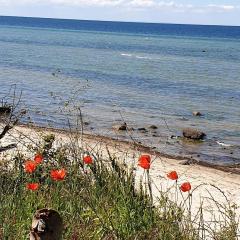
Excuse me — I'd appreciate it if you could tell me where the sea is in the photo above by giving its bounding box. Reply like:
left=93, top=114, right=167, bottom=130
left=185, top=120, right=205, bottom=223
left=0, top=16, right=239, bottom=166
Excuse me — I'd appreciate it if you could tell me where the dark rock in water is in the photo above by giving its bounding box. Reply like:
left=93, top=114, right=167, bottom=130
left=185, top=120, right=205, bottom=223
left=138, top=127, right=146, bottom=131
left=112, top=122, right=127, bottom=131
left=149, top=125, right=158, bottom=130
left=192, top=111, right=203, bottom=117
left=170, top=135, right=181, bottom=140
left=182, top=128, right=206, bottom=140
left=138, top=127, right=148, bottom=133
left=178, top=117, right=189, bottom=121
left=0, top=106, right=11, bottom=115
left=20, top=109, right=27, bottom=115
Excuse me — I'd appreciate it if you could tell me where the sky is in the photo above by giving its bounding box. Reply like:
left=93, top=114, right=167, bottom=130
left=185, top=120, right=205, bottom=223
left=0, top=0, right=240, bottom=26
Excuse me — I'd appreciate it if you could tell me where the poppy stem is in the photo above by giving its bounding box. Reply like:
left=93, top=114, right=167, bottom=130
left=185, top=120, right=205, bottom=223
left=147, top=169, right=153, bottom=206
left=175, top=180, right=178, bottom=203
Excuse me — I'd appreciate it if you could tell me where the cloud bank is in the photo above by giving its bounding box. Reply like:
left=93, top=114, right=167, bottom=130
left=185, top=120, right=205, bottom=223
left=0, top=0, right=238, bottom=12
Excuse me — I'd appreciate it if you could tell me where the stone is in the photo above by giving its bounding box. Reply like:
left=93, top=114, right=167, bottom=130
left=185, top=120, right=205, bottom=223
left=112, top=122, right=127, bottom=131
left=148, top=125, right=158, bottom=129
left=180, top=159, right=197, bottom=165
left=138, top=127, right=147, bottom=131
left=182, top=128, right=206, bottom=140
left=192, top=111, right=202, bottom=117
left=178, top=117, right=189, bottom=121
left=30, top=209, right=63, bottom=240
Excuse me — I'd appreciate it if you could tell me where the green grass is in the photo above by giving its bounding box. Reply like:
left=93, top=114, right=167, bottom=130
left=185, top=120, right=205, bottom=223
left=0, top=134, right=238, bottom=239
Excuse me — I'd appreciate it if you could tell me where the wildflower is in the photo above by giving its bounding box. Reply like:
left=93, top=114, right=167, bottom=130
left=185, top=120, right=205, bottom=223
left=138, top=154, right=151, bottom=170
left=34, top=154, right=43, bottom=164
left=50, top=169, right=66, bottom=181
left=167, top=171, right=178, bottom=180
left=180, top=182, right=191, bottom=192
left=26, top=183, right=39, bottom=191
left=83, top=155, right=93, bottom=165
left=24, top=160, right=37, bottom=173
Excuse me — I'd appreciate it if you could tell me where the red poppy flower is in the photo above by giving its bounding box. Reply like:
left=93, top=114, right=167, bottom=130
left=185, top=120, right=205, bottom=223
left=26, top=183, right=39, bottom=191
left=167, top=171, right=178, bottom=180
left=34, top=154, right=43, bottom=164
left=180, top=182, right=191, bottom=192
left=50, top=169, right=66, bottom=181
left=138, top=155, right=151, bottom=170
left=83, top=155, right=93, bottom=165
left=24, top=160, right=37, bottom=173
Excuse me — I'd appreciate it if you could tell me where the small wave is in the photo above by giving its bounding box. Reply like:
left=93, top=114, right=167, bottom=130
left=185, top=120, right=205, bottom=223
left=135, top=55, right=153, bottom=60
left=121, top=53, right=153, bottom=60
left=120, top=53, right=132, bottom=57
left=216, top=141, right=233, bottom=147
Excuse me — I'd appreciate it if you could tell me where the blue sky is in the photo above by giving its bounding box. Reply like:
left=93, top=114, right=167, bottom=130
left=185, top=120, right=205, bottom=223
left=0, top=0, right=239, bottom=26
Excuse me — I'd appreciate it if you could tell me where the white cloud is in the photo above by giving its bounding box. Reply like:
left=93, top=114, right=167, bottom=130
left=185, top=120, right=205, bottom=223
left=0, top=0, right=238, bottom=12
left=208, top=4, right=236, bottom=11
left=0, top=0, right=124, bottom=7
left=128, top=0, right=156, bottom=8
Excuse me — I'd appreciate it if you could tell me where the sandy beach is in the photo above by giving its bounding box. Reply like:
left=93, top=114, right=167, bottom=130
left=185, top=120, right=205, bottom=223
left=1, top=123, right=240, bottom=233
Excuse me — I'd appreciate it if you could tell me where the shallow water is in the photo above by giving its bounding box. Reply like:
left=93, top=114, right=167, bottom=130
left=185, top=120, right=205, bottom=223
left=0, top=16, right=240, bottom=165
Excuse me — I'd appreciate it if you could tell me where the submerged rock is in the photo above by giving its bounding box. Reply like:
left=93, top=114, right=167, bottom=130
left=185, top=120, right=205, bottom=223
left=170, top=135, right=179, bottom=139
left=137, top=127, right=148, bottom=133
left=138, top=127, right=147, bottom=131
left=178, top=117, right=189, bottom=121
left=182, top=128, right=206, bottom=140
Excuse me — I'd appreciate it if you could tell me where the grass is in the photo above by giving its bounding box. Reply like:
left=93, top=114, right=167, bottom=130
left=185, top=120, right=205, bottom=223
left=0, top=133, right=239, bottom=239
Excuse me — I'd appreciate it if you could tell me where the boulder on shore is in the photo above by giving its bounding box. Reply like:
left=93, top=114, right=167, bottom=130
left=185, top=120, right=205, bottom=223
left=148, top=125, right=158, bottom=129
left=112, top=122, right=127, bottom=131
left=182, top=128, right=206, bottom=140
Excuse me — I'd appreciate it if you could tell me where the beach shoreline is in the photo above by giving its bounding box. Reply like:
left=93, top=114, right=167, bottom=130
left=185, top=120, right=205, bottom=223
left=8, top=122, right=240, bottom=175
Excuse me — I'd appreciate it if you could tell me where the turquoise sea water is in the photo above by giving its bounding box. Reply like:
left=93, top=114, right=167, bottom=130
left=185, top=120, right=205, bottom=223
left=0, top=16, right=239, bottom=165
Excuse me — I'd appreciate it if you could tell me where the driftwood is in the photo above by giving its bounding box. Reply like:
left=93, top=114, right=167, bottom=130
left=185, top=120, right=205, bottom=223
left=30, top=209, right=63, bottom=240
